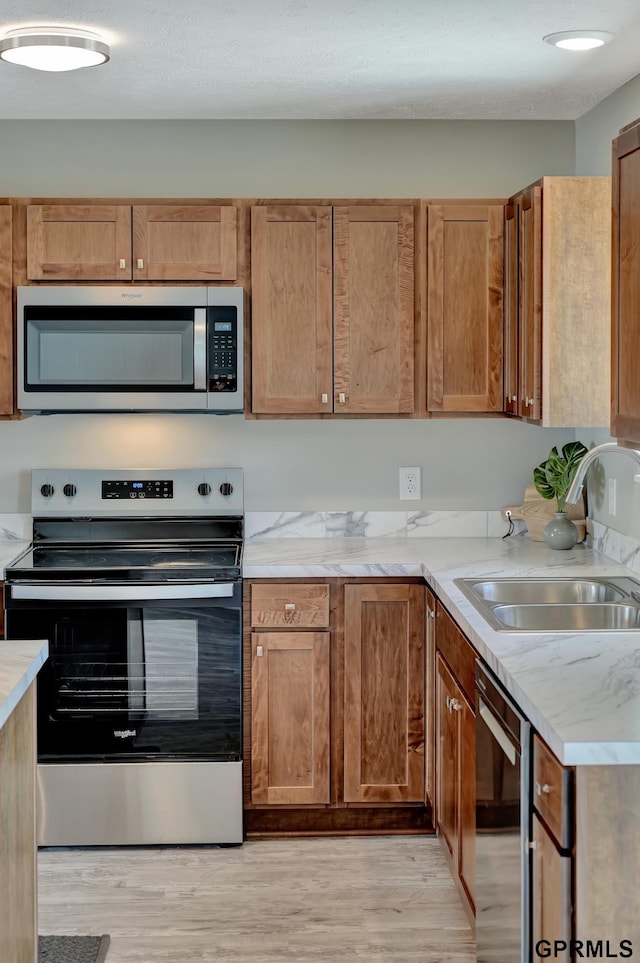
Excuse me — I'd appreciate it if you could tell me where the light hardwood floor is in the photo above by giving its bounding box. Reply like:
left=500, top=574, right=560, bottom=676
left=38, top=836, right=475, bottom=962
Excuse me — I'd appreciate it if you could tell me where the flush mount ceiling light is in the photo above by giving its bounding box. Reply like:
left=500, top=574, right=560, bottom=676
left=543, top=30, right=615, bottom=51
left=0, top=26, right=110, bottom=72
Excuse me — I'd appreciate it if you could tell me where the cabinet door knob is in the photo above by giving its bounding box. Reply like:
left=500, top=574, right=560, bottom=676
left=137, top=258, right=144, bottom=269
left=511, top=395, right=517, bottom=403
left=535, top=781, right=552, bottom=795
left=284, top=603, right=296, bottom=611
left=119, top=258, right=127, bottom=269
left=450, top=699, right=462, bottom=712
left=321, top=393, right=328, bottom=404
left=256, top=645, right=263, bottom=657
left=338, top=393, right=346, bottom=404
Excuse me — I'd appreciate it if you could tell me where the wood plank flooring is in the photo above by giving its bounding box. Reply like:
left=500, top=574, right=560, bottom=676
left=38, top=836, right=475, bottom=962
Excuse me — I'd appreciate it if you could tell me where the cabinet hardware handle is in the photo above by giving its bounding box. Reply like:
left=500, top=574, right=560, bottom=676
left=119, top=258, right=126, bottom=269
left=256, top=645, right=263, bottom=657
left=535, top=781, right=552, bottom=795
left=527, top=840, right=537, bottom=851
left=284, top=603, right=296, bottom=611
left=321, top=393, right=328, bottom=404
left=445, top=696, right=451, bottom=711
left=511, top=395, right=517, bottom=403
left=338, top=393, right=346, bottom=404
left=137, top=258, right=144, bottom=269
left=450, top=699, right=462, bottom=712
left=427, top=609, right=436, bottom=619
left=525, top=396, right=532, bottom=407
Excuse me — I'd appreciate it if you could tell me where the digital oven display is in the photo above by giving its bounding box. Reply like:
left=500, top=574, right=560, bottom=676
left=102, top=479, right=174, bottom=499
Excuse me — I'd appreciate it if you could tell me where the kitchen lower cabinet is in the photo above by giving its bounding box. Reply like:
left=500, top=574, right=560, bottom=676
left=434, top=602, right=476, bottom=921
left=25, top=202, right=238, bottom=281
left=343, top=583, right=425, bottom=802
left=0, top=206, right=12, bottom=416
left=251, top=631, right=330, bottom=805
left=531, top=812, right=572, bottom=959
left=250, top=203, right=415, bottom=416
left=244, top=579, right=429, bottom=835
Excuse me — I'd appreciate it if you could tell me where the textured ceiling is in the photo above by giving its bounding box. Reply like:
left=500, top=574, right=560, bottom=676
left=0, top=0, right=639, bottom=120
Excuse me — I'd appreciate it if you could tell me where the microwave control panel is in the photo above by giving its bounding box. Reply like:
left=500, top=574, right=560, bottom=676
left=209, top=307, right=238, bottom=393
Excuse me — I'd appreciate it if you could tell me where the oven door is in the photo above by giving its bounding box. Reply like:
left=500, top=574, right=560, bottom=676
left=6, top=581, right=242, bottom=762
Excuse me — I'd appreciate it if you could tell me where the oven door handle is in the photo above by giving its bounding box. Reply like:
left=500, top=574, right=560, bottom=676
left=9, top=583, right=236, bottom=601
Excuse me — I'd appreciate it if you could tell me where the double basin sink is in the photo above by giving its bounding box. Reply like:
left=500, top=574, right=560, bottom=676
left=454, top=576, right=640, bottom=632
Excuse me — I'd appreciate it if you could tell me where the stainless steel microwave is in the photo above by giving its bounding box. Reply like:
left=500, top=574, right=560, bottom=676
left=17, top=285, right=244, bottom=414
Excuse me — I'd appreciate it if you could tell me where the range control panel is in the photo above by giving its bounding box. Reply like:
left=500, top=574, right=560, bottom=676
left=31, top=468, right=244, bottom=517
left=102, top=479, right=173, bottom=500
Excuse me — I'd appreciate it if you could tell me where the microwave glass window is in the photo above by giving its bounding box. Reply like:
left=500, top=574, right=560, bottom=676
left=25, top=316, right=195, bottom=389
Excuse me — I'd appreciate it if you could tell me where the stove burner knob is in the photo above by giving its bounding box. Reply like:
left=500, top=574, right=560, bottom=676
left=197, top=483, right=212, bottom=496
left=63, top=484, right=77, bottom=497
left=219, top=482, right=234, bottom=497
left=40, top=483, right=55, bottom=498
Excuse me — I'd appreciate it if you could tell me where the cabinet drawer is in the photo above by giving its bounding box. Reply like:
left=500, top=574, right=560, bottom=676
left=250, top=583, right=330, bottom=628
left=533, top=734, right=573, bottom=849
left=435, top=603, right=476, bottom=702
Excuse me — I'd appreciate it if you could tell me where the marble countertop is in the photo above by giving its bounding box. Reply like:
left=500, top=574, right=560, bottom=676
left=0, top=639, right=48, bottom=731
left=0, top=541, right=30, bottom=579
left=244, top=535, right=640, bottom=766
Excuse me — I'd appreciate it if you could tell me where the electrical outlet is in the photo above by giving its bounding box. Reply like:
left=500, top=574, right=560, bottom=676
left=608, top=477, right=617, bottom=516
left=399, top=466, right=421, bottom=501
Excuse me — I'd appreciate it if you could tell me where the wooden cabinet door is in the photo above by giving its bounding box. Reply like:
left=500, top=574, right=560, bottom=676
left=251, top=205, right=333, bottom=414
left=343, top=584, right=425, bottom=802
left=427, top=203, right=504, bottom=412
left=503, top=198, right=519, bottom=416
left=519, top=186, right=542, bottom=421
left=0, top=206, right=12, bottom=416
left=435, top=653, right=459, bottom=860
left=532, top=812, right=572, bottom=958
left=333, top=206, right=415, bottom=414
left=132, top=205, right=237, bottom=281
left=612, top=124, right=640, bottom=442
left=251, top=631, right=330, bottom=805
left=26, top=204, right=132, bottom=280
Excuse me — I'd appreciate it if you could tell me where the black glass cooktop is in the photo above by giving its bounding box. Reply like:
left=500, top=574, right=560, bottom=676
left=7, top=542, right=242, bottom=583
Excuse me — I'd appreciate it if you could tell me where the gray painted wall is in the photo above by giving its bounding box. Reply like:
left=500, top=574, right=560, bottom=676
left=0, top=117, right=587, bottom=514
left=575, top=79, right=640, bottom=539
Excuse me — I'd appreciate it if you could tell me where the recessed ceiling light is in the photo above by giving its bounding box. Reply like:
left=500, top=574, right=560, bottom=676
left=543, top=30, right=615, bottom=51
left=0, top=26, right=110, bottom=72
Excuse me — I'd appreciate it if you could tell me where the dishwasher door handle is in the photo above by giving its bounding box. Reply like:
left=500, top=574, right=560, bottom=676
left=479, top=697, right=517, bottom=766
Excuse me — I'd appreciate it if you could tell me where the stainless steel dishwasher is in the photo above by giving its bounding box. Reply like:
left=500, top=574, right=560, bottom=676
left=475, top=661, right=531, bottom=963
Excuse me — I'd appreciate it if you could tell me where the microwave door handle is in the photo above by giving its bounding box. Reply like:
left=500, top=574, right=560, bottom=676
left=194, top=308, right=207, bottom=391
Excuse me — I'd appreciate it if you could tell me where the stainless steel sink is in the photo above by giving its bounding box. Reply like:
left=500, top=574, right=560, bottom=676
left=492, top=603, right=640, bottom=631
left=454, top=576, right=640, bottom=632
left=467, top=577, right=625, bottom=604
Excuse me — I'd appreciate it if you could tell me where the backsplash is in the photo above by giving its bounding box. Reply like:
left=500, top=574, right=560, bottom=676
left=245, top=510, right=525, bottom=539
left=0, top=514, right=32, bottom=541
left=587, top=519, right=640, bottom=575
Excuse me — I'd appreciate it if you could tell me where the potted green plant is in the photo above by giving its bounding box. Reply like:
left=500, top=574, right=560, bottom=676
left=533, top=440, right=588, bottom=550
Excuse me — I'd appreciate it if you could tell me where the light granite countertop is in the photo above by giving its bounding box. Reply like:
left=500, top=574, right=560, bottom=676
left=244, top=535, right=640, bottom=767
left=0, top=639, right=48, bottom=731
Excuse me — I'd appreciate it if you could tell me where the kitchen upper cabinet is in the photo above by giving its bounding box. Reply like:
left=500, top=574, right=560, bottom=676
left=434, top=602, right=476, bottom=918
left=612, top=121, right=640, bottom=442
left=0, top=206, right=13, bottom=416
left=343, top=583, right=425, bottom=803
left=26, top=203, right=238, bottom=282
left=505, top=177, right=610, bottom=427
left=251, top=204, right=415, bottom=416
left=426, top=202, right=504, bottom=413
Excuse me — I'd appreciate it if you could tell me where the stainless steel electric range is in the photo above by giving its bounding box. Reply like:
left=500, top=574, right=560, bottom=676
left=4, top=468, right=244, bottom=847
